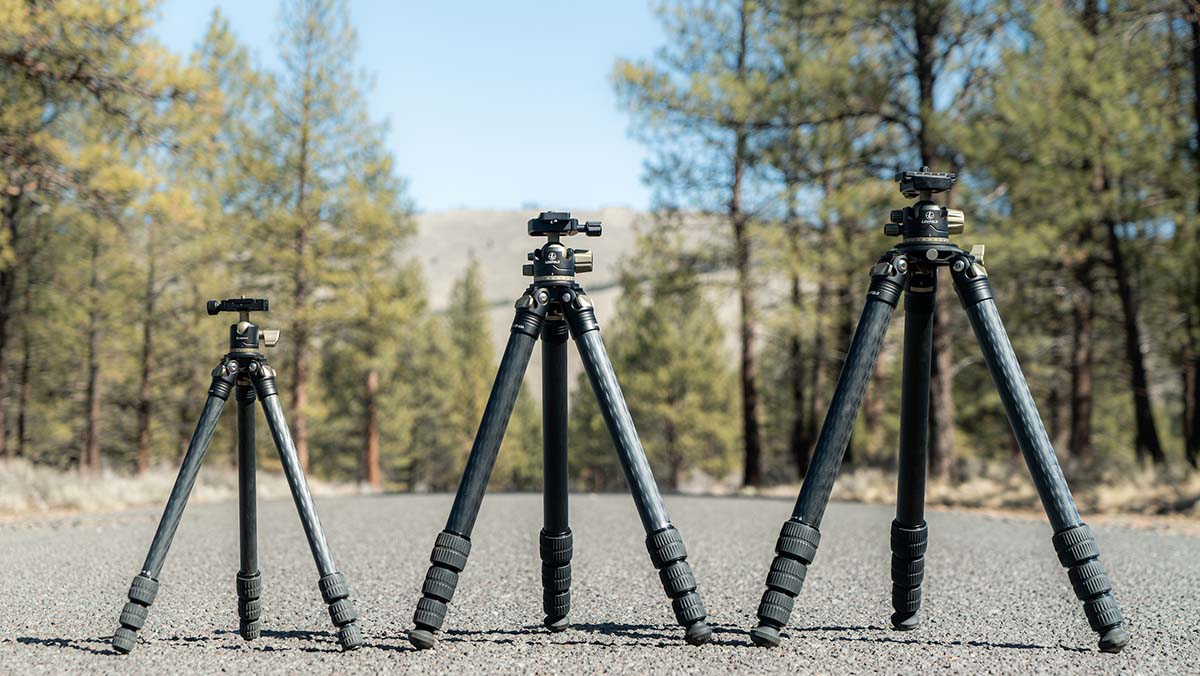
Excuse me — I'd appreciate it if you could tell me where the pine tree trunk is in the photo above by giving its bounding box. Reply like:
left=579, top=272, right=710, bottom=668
left=1184, top=358, right=1198, bottom=468
left=733, top=0, right=762, bottom=487
left=83, top=240, right=102, bottom=473
left=0, top=195, right=19, bottom=459
left=1185, top=7, right=1200, bottom=468
left=16, top=279, right=31, bottom=459
left=135, top=227, right=157, bottom=474
left=785, top=192, right=811, bottom=477
left=1105, top=221, right=1164, bottom=464
left=363, top=367, right=381, bottom=488
left=806, top=279, right=827, bottom=462
left=837, top=260, right=856, bottom=466
left=1049, top=304, right=1071, bottom=452
left=864, top=357, right=887, bottom=463
left=1070, top=259, right=1096, bottom=462
left=291, top=100, right=313, bottom=472
left=913, top=0, right=955, bottom=478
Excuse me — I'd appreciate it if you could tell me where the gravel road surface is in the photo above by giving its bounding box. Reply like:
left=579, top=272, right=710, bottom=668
left=0, top=493, right=1195, bottom=675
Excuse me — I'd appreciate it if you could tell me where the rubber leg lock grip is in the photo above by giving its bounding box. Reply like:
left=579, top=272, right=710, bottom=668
left=540, top=529, right=572, bottom=629
left=236, top=571, right=262, bottom=640
left=113, top=574, right=159, bottom=654
left=318, top=572, right=363, bottom=651
left=751, top=518, right=821, bottom=647
left=1052, top=524, right=1129, bottom=653
left=646, top=526, right=712, bottom=645
left=889, top=520, right=927, bottom=630
left=410, top=530, right=471, bottom=649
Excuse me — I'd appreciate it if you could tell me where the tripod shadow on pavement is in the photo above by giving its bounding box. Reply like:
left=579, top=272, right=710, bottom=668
left=793, top=625, right=1091, bottom=653
left=427, top=621, right=747, bottom=648
left=15, top=636, right=115, bottom=656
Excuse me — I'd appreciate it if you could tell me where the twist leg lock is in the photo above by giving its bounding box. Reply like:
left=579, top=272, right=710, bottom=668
left=540, top=529, right=572, bottom=631
left=113, top=574, right=159, bottom=654
left=318, top=572, right=363, bottom=651
left=410, top=530, right=471, bottom=649
left=889, top=520, right=928, bottom=630
left=751, top=518, right=821, bottom=647
left=236, top=571, right=262, bottom=640
left=1052, top=524, right=1129, bottom=653
left=646, top=526, right=712, bottom=645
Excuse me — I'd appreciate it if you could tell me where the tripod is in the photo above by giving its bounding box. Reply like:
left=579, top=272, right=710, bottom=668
left=749, top=170, right=1130, bottom=654
left=111, top=298, right=363, bottom=654
left=407, top=212, right=712, bottom=649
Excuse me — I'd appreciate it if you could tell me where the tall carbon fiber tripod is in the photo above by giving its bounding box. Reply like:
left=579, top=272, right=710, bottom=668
left=110, top=298, right=362, bottom=654
left=407, top=212, right=712, bottom=650
left=749, top=170, right=1129, bottom=653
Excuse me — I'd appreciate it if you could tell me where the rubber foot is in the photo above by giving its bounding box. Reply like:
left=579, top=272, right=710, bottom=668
left=240, top=620, right=261, bottom=641
left=749, top=624, right=781, bottom=647
left=337, top=623, right=363, bottom=651
left=1098, top=625, right=1130, bottom=654
left=685, top=621, right=713, bottom=645
left=112, top=627, right=137, bottom=654
left=408, top=628, right=436, bottom=650
left=544, top=615, right=569, bottom=632
left=890, top=610, right=921, bottom=631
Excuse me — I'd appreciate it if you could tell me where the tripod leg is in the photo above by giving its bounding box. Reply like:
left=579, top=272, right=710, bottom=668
left=410, top=291, right=548, bottom=650
left=235, top=384, right=262, bottom=640
left=251, top=363, right=363, bottom=652
left=751, top=256, right=907, bottom=648
left=891, top=271, right=935, bottom=630
left=564, top=290, right=712, bottom=646
left=540, top=318, right=572, bottom=631
left=951, top=253, right=1129, bottom=653
left=112, top=360, right=238, bottom=654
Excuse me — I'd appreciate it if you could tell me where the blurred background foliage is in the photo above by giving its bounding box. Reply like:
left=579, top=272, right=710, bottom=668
left=0, top=0, right=1197, bottom=512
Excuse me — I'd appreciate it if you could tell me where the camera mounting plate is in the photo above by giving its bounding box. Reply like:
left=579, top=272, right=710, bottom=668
left=896, top=167, right=956, bottom=198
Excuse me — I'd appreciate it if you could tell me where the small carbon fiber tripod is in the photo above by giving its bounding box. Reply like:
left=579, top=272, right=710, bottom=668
left=749, top=170, right=1130, bottom=653
left=407, top=212, right=712, bottom=650
left=110, top=298, right=362, bottom=654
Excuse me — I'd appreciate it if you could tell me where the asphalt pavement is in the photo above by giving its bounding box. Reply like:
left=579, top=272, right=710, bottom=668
left=0, top=493, right=1195, bottom=675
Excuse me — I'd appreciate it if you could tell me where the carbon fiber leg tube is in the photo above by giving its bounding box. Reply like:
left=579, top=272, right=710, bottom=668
left=565, top=291, right=712, bottom=646
left=541, top=319, right=572, bottom=631
left=410, top=293, right=547, bottom=650
left=952, top=254, right=1129, bottom=653
left=112, top=360, right=237, bottom=654
left=254, top=364, right=362, bottom=651
left=891, top=271, right=935, bottom=631
left=751, top=257, right=906, bottom=648
left=235, top=384, right=261, bottom=641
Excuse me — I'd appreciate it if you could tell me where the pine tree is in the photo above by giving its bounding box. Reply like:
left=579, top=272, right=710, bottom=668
left=571, top=229, right=737, bottom=491
left=256, top=0, right=399, bottom=472
left=614, top=0, right=778, bottom=486
left=439, top=261, right=496, bottom=488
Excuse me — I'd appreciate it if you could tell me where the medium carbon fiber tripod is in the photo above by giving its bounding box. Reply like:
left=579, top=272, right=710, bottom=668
left=749, top=170, right=1130, bottom=653
left=110, top=298, right=362, bottom=654
left=407, top=212, right=712, bottom=650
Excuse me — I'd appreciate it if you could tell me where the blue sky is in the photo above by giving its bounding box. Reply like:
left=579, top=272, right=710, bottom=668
left=153, top=1, right=664, bottom=212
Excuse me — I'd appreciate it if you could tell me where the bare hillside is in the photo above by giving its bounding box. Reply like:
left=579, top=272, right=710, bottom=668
left=408, top=208, right=649, bottom=389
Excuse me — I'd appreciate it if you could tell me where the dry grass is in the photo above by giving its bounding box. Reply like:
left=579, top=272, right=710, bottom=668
left=758, top=461, right=1200, bottom=519
left=0, top=459, right=357, bottom=518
